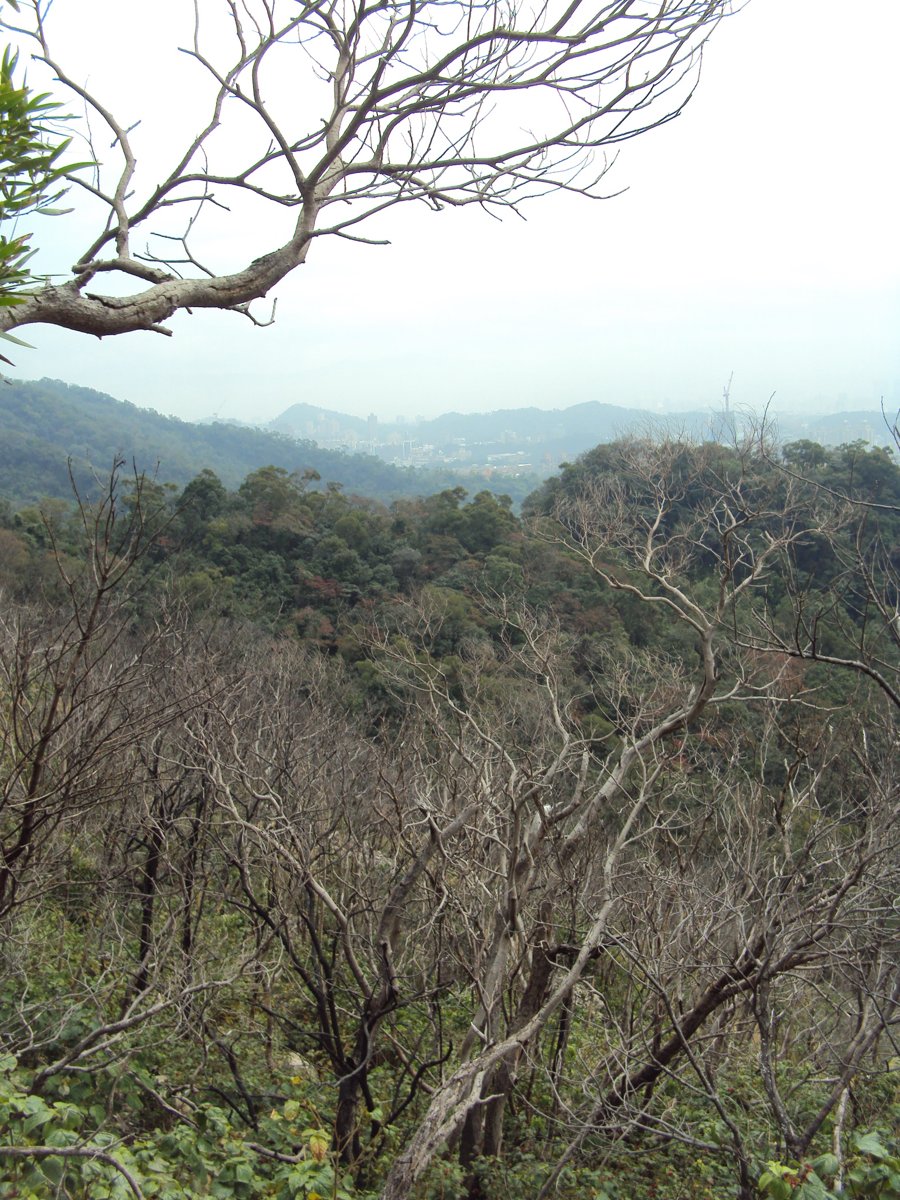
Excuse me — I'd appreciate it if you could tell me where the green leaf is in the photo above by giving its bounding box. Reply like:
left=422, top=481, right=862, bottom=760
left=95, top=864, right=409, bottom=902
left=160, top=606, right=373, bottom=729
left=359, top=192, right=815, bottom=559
left=0, top=46, right=91, bottom=301
left=855, top=1133, right=890, bottom=1159
left=811, top=1154, right=839, bottom=1178
left=795, top=1172, right=831, bottom=1199
left=759, top=1169, right=793, bottom=1200
left=37, top=1157, right=64, bottom=1186
left=22, top=1108, right=54, bottom=1133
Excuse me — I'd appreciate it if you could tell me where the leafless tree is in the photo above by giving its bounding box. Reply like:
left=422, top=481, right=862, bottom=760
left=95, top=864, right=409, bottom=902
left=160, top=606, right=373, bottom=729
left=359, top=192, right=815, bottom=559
left=183, top=642, right=433, bottom=1151
left=534, top=697, right=898, bottom=1199
left=0, top=464, right=184, bottom=918
left=1, top=0, right=731, bottom=338
left=3, top=436, right=894, bottom=1200
left=0, top=480, right=247, bottom=1127
left=746, top=429, right=900, bottom=714
left=374, top=436, right=898, bottom=1200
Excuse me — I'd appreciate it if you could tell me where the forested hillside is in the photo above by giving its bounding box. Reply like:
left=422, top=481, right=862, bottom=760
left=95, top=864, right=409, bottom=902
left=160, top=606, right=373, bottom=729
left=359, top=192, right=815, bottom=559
left=0, top=433, right=897, bottom=1200
left=0, top=379, right=539, bottom=508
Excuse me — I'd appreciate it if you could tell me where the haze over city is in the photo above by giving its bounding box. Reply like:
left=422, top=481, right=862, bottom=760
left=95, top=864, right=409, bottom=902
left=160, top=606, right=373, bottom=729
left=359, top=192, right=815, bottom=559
left=5, top=0, right=898, bottom=426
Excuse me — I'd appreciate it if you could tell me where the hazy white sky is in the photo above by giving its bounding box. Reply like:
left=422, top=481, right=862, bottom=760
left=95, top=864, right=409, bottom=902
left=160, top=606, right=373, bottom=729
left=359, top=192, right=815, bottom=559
left=7, top=0, right=899, bottom=424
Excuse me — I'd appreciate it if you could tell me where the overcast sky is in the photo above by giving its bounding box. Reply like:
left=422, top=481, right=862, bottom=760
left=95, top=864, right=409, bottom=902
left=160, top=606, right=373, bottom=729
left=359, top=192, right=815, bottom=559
left=7, top=0, right=899, bottom=425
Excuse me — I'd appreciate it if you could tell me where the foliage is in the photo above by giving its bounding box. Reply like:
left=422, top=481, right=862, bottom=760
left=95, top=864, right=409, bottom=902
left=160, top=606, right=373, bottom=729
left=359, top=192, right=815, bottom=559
left=0, top=1049, right=362, bottom=1199
left=0, top=41, right=85, bottom=313
left=0, top=434, right=897, bottom=1200
left=758, top=1133, right=900, bottom=1200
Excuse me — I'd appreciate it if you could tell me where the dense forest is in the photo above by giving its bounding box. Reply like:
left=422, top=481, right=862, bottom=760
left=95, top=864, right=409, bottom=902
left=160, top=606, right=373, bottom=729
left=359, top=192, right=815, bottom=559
left=0, top=431, right=897, bottom=1200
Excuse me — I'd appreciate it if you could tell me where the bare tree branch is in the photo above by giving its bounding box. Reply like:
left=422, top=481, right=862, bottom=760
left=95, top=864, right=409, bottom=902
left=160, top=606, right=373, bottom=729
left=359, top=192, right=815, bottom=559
left=1, top=0, right=732, bottom=337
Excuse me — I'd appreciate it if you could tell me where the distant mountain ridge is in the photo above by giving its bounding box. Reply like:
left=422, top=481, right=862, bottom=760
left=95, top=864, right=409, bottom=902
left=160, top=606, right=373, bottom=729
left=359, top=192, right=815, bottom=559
left=2, top=377, right=891, bottom=510
left=0, top=379, right=475, bottom=507
left=268, top=398, right=700, bottom=449
left=265, top=397, right=893, bottom=462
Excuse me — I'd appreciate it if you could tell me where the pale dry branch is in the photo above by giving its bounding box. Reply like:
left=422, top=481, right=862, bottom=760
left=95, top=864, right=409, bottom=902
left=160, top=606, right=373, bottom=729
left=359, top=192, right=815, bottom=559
left=1, top=0, right=732, bottom=336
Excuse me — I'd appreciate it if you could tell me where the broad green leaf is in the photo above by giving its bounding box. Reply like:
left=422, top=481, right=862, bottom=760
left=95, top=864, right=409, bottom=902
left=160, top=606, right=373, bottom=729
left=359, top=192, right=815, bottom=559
left=811, top=1154, right=839, bottom=1178
left=855, top=1133, right=889, bottom=1159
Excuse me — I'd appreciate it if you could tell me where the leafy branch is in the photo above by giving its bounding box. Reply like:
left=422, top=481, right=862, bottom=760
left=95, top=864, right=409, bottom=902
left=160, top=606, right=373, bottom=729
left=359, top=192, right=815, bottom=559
left=0, top=37, right=87, bottom=332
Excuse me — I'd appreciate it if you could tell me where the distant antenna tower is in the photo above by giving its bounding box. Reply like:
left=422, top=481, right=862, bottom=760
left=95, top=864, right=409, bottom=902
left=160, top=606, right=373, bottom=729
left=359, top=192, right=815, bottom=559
left=719, top=373, right=736, bottom=442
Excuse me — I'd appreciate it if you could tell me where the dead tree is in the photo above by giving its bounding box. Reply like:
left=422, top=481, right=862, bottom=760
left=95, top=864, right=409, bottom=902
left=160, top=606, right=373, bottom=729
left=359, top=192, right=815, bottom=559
left=0, top=464, right=184, bottom=918
left=1, top=0, right=731, bottom=337
left=376, top=435, right=898, bottom=1200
